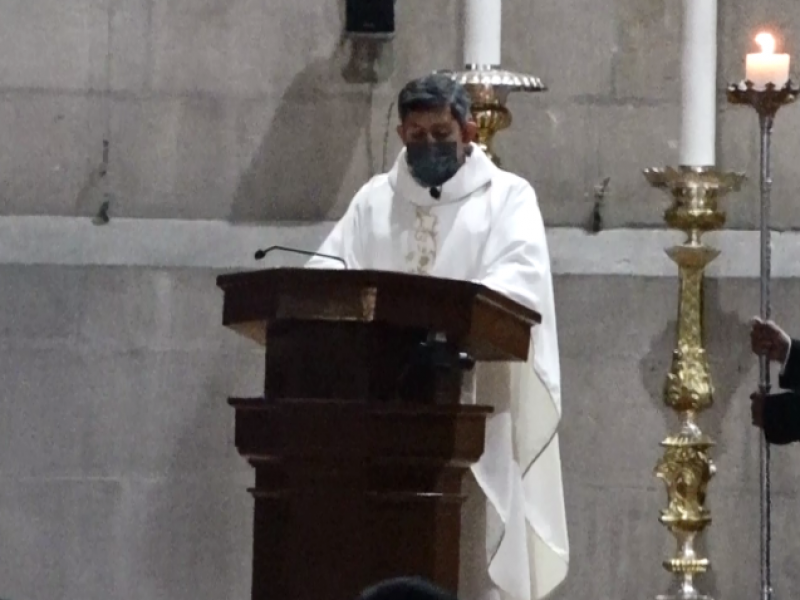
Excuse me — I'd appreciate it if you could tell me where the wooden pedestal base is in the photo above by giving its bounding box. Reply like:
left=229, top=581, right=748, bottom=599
left=230, top=399, right=490, bottom=600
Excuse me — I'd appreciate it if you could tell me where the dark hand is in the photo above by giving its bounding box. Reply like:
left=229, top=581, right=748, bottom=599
left=750, top=317, right=791, bottom=364
left=750, top=391, right=765, bottom=429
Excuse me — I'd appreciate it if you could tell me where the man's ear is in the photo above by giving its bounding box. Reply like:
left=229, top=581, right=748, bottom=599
left=396, top=124, right=404, bottom=142
left=463, top=120, right=478, bottom=143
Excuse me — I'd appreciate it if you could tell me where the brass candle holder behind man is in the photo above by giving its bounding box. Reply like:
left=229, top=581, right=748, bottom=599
left=442, top=65, right=546, bottom=166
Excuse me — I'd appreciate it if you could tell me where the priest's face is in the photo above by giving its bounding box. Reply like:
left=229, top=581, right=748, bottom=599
left=397, top=106, right=476, bottom=156
left=397, top=107, right=477, bottom=187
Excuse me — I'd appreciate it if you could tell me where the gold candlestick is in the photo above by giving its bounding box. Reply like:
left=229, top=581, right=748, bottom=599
left=442, top=65, right=546, bottom=166
left=643, top=166, right=745, bottom=600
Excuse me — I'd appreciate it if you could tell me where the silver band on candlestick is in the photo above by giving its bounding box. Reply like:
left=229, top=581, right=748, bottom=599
left=727, top=79, right=800, bottom=600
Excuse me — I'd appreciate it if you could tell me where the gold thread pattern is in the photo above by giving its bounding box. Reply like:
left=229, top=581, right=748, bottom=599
left=406, top=207, right=438, bottom=275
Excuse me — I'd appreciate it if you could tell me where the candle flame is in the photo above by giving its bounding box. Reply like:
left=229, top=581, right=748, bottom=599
left=755, top=32, right=776, bottom=54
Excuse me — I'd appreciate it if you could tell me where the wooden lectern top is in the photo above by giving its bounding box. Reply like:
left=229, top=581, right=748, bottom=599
left=216, top=267, right=540, bottom=362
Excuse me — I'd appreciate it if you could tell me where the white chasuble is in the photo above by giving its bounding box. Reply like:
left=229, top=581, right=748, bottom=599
left=306, top=144, right=569, bottom=600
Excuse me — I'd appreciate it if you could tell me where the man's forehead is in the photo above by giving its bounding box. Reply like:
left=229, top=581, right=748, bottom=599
left=404, top=107, right=455, bottom=128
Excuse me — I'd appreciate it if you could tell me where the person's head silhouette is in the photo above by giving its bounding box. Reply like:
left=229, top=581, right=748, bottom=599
left=357, top=577, right=459, bottom=600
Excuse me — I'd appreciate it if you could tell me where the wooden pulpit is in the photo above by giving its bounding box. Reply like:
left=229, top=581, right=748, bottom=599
left=216, top=268, right=540, bottom=600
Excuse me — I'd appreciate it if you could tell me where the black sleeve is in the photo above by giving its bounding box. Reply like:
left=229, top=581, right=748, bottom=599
left=778, top=339, right=800, bottom=392
left=763, top=391, right=800, bottom=445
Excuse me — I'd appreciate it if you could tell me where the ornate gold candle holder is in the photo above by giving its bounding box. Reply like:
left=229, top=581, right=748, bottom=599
left=643, top=166, right=746, bottom=600
left=443, top=65, right=546, bottom=165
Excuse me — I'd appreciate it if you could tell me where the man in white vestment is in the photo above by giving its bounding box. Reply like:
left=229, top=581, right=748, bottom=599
left=306, top=73, right=569, bottom=600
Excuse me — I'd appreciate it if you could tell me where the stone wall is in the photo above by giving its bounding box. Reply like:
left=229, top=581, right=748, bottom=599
left=1, top=265, right=796, bottom=600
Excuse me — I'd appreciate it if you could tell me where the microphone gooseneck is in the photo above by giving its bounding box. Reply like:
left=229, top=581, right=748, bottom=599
left=253, top=245, right=347, bottom=269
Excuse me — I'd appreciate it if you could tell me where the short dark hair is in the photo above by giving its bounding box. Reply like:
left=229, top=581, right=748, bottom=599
left=397, top=73, right=472, bottom=128
left=357, top=577, right=459, bottom=600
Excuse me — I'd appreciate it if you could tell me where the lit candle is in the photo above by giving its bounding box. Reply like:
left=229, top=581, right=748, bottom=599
left=746, top=33, right=790, bottom=90
left=464, top=0, right=501, bottom=66
left=679, top=0, right=717, bottom=166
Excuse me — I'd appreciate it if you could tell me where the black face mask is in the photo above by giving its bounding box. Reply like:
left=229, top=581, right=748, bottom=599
left=405, top=141, right=461, bottom=188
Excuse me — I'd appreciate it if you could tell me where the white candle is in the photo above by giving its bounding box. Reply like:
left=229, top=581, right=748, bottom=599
left=746, top=33, right=790, bottom=90
left=464, top=0, right=501, bottom=66
left=679, top=0, right=717, bottom=166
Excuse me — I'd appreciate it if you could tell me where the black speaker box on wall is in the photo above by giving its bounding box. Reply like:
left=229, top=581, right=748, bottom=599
left=345, top=0, right=395, bottom=36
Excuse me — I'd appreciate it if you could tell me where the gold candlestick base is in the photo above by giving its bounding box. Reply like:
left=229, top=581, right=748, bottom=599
left=643, top=165, right=745, bottom=600
left=441, top=65, right=546, bottom=166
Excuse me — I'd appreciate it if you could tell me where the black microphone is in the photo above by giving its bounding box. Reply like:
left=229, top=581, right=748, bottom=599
left=253, top=245, right=347, bottom=269
left=429, top=187, right=441, bottom=199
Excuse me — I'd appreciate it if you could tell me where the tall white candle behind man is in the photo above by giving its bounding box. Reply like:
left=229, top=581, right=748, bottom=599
left=679, top=0, right=717, bottom=166
left=464, top=0, right=501, bottom=66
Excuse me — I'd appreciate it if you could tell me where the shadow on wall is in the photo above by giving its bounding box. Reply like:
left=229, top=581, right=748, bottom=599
left=229, top=0, right=384, bottom=222
left=637, top=278, right=751, bottom=599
